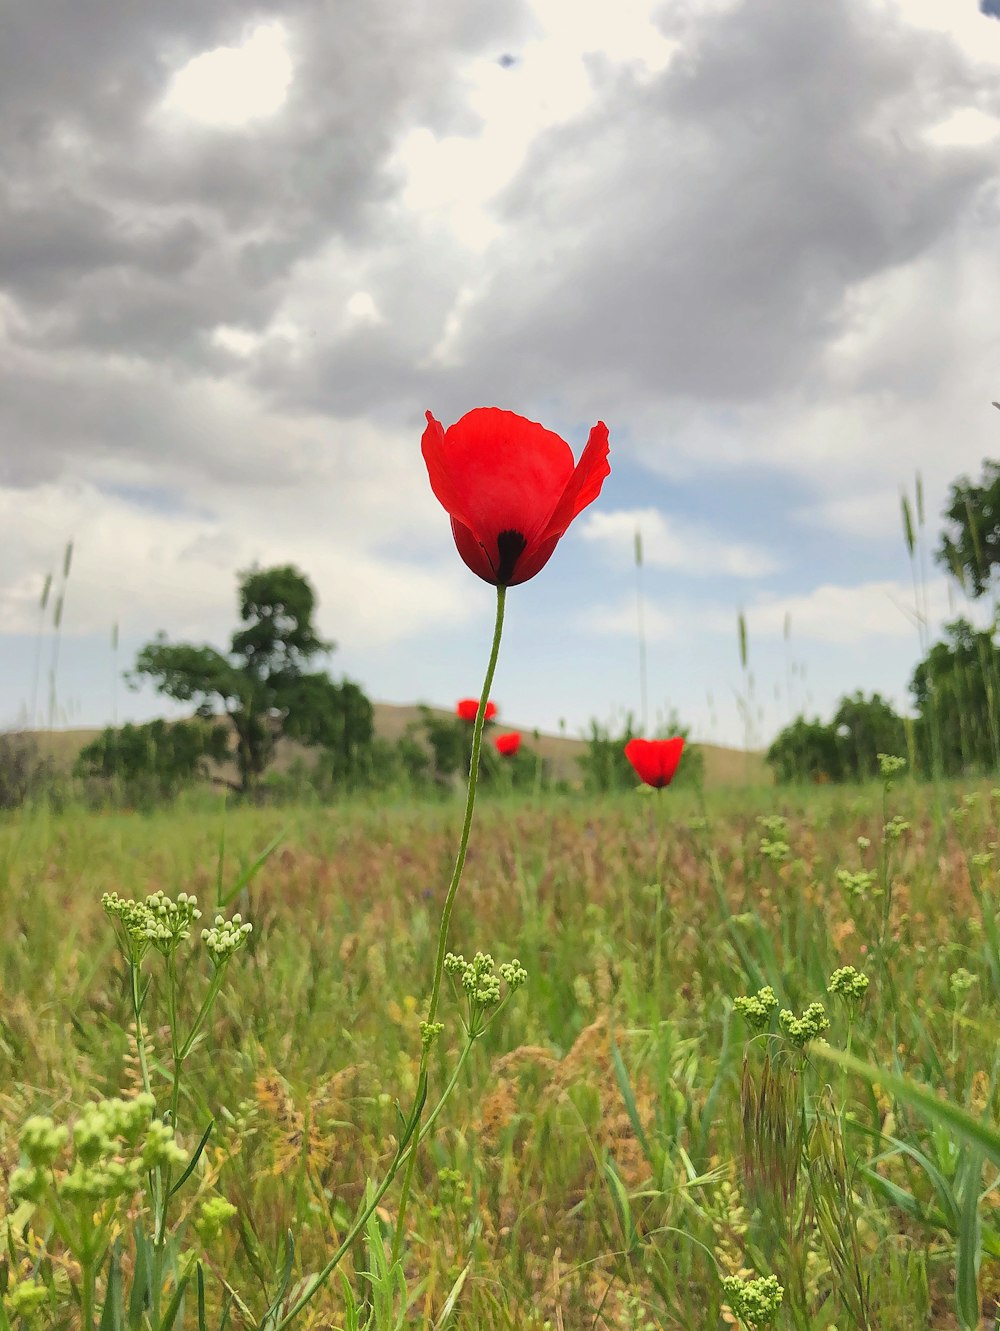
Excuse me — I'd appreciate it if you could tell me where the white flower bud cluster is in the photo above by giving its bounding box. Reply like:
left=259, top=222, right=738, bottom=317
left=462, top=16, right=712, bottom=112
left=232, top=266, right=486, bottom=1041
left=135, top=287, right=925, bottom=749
left=202, top=912, right=253, bottom=966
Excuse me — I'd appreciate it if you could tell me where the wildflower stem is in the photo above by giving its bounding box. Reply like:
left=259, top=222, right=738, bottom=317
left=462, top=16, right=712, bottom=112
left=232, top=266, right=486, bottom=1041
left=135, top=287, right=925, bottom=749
left=417, top=1036, right=476, bottom=1146
left=129, top=959, right=153, bottom=1099
left=391, top=583, right=506, bottom=1262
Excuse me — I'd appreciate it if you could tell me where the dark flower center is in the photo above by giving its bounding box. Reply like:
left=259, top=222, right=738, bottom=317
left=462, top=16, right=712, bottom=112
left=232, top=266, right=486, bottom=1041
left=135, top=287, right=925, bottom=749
left=495, top=529, right=528, bottom=584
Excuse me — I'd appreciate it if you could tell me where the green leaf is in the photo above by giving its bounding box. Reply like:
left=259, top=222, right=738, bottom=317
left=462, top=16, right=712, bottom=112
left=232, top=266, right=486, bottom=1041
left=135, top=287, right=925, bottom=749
left=261, top=1229, right=296, bottom=1328
left=155, top=1270, right=192, bottom=1331
left=812, top=1045, right=1000, bottom=1170
left=168, top=1119, right=214, bottom=1198
left=99, top=1243, right=125, bottom=1331
left=127, top=1226, right=153, bottom=1327
left=602, top=1155, right=638, bottom=1253
left=956, top=1147, right=983, bottom=1330
left=218, top=832, right=284, bottom=907
left=608, top=1024, right=654, bottom=1169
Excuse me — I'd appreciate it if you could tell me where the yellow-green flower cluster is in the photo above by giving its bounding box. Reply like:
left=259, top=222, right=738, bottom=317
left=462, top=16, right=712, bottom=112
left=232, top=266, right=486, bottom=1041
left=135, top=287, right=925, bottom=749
left=950, top=967, right=977, bottom=1000
left=884, top=814, right=910, bottom=842
left=9, top=1094, right=186, bottom=1209
left=778, top=1002, right=829, bottom=1049
left=4, top=1279, right=49, bottom=1319
left=877, top=753, right=906, bottom=782
left=201, top=912, right=253, bottom=966
left=444, top=951, right=527, bottom=1034
left=733, top=986, right=779, bottom=1032
left=827, top=966, right=870, bottom=1004
left=757, top=814, right=790, bottom=863
left=721, top=1273, right=784, bottom=1328
left=194, top=1196, right=238, bottom=1242
left=835, top=868, right=878, bottom=900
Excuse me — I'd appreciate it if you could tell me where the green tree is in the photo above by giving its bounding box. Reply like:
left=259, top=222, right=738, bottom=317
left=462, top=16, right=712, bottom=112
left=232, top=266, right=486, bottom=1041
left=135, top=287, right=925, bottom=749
left=910, top=618, right=1000, bottom=774
left=282, top=676, right=375, bottom=788
left=938, top=459, right=1000, bottom=595
left=766, top=717, right=842, bottom=785
left=131, top=566, right=367, bottom=794
left=832, top=691, right=907, bottom=781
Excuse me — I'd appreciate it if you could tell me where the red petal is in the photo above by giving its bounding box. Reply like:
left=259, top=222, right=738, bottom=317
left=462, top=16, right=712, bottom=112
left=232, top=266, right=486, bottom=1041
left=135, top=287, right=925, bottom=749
left=450, top=517, right=501, bottom=584
left=422, top=407, right=574, bottom=556
left=624, top=737, right=685, bottom=788
left=541, top=422, right=611, bottom=543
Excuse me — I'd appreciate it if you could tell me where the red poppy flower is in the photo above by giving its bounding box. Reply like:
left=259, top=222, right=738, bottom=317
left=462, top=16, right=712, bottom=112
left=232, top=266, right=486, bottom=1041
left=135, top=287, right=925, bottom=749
left=422, top=407, right=610, bottom=585
left=494, top=731, right=521, bottom=757
left=456, top=698, right=497, bottom=723
left=624, top=737, right=685, bottom=788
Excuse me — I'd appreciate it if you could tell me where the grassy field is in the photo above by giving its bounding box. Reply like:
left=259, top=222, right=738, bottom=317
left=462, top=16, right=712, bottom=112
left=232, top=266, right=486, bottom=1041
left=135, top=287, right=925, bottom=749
left=2, top=776, right=998, bottom=1328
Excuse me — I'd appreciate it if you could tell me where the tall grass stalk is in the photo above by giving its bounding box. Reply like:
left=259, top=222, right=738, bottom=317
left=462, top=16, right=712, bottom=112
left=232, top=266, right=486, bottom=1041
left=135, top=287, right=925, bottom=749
left=29, top=570, right=53, bottom=728
left=47, top=539, right=74, bottom=730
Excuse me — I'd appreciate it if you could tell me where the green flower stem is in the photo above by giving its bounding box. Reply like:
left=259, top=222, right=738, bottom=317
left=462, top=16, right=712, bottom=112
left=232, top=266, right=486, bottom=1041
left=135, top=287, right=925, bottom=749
left=129, top=959, right=154, bottom=1098
left=129, top=957, right=164, bottom=1235
left=392, top=583, right=506, bottom=1262
left=416, top=1036, right=476, bottom=1146
left=179, top=967, right=227, bottom=1060
left=266, top=585, right=507, bottom=1330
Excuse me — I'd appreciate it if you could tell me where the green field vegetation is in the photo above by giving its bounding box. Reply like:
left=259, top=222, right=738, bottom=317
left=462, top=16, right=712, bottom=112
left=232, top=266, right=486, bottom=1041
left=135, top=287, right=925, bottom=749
left=3, top=771, right=1000, bottom=1329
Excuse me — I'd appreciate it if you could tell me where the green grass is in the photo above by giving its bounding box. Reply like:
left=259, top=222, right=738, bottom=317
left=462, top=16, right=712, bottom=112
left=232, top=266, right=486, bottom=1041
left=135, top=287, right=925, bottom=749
left=2, top=779, right=999, bottom=1329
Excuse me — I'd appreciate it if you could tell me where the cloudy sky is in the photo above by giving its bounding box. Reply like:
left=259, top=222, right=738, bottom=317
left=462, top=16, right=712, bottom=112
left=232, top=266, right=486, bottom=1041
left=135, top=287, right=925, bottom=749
left=3, top=0, right=1000, bottom=747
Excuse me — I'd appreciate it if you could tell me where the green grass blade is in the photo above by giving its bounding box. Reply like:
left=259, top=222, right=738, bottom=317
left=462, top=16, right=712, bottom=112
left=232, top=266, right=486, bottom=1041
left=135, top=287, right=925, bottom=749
left=218, top=832, right=284, bottom=907
left=814, top=1046, right=1000, bottom=1170
left=956, top=1147, right=983, bottom=1330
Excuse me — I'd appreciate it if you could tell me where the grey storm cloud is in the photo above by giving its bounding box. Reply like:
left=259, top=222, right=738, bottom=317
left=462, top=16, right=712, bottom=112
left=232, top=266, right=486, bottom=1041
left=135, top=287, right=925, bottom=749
left=444, top=0, right=1000, bottom=409
left=3, top=0, right=1000, bottom=493
left=0, top=0, right=532, bottom=485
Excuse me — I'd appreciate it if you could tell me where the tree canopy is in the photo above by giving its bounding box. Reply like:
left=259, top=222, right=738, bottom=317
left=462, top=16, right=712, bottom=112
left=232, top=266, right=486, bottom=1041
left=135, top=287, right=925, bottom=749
left=131, top=565, right=371, bottom=793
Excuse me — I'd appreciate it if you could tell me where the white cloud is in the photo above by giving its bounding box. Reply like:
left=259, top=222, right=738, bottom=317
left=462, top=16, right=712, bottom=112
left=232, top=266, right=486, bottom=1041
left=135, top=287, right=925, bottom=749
left=740, top=576, right=969, bottom=644
left=580, top=507, right=779, bottom=578
left=161, top=22, right=293, bottom=128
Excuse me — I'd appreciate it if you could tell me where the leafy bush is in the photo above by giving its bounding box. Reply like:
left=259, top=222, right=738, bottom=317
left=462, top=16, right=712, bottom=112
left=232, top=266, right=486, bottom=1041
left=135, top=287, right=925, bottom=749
left=0, top=732, right=54, bottom=809
left=76, top=718, right=230, bottom=805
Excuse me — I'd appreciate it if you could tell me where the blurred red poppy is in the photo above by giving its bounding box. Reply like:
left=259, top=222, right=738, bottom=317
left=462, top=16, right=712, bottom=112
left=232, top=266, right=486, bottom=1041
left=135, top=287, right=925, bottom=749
left=422, top=407, right=610, bottom=585
left=456, top=698, right=497, bottom=723
left=494, top=731, right=521, bottom=757
left=624, top=737, right=685, bottom=788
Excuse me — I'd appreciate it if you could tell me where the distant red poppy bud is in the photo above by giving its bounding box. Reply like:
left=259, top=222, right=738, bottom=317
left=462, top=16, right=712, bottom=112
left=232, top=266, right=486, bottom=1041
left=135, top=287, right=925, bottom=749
left=456, top=698, right=497, bottom=723
left=422, top=407, right=610, bottom=585
left=624, top=737, right=685, bottom=788
left=494, top=731, right=521, bottom=757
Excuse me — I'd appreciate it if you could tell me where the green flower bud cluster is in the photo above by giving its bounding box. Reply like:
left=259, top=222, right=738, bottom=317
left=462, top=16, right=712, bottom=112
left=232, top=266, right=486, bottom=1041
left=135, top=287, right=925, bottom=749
left=835, top=868, right=878, bottom=900
left=757, top=815, right=790, bottom=862
left=4, top=1279, right=49, bottom=1318
left=102, top=890, right=202, bottom=957
left=733, top=986, right=779, bottom=1032
left=884, top=815, right=910, bottom=842
left=721, top=1273, right=784, bottom=1328
left=949, top=967, right=977, bottom=999
left=778, top=1002, right=829, bottom=1049
left=20, top=1115, right=69, bottom=1165
left=444, top=952, right=527, bottom=1033
left=201, top=912, right=253, bottom=966
left=9, top=1094, right=186, bottom=1208
left=827, top=966, right=870, bottom=1004
left=971, top=851, right=994, bottom=870
left=194, top=1196, right=238, bottom=1243
left=877, top=753, right=906, bottom=781
left=419, top=1021, right=444, bottom=1049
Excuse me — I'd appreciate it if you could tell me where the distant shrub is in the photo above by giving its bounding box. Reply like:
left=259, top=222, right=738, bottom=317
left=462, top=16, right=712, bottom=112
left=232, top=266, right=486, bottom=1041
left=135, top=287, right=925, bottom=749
left=76, top=718, right=230, bottom=806
left=579, top=714, right=703, bottom=792
left=0, top=733, right=54, bottom=809
left=768, top=693, right=907, bottom=784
